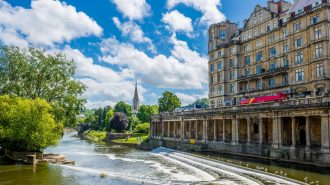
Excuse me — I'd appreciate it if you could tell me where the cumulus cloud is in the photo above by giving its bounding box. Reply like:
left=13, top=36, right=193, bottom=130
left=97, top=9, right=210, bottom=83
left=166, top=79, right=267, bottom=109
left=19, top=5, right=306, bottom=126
left=175, top=92, right=207, bottom=105
left=59, top=47, right=145, bottom=109
left=0, top=0, right=102, bottom=46
left=112, top=17, right=156, bottom=53
left=162, top=10, right=193, bottom=35
left=100, top=35, right=208, bottom=89
left=166, top=0, right=226, bottom=25
left=112, top=0, right=151, bottom=20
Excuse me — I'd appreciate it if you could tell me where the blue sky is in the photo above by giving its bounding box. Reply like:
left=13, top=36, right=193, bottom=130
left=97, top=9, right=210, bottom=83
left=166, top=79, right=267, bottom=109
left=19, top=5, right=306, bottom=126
left=0, top=0, right=279, bottom=108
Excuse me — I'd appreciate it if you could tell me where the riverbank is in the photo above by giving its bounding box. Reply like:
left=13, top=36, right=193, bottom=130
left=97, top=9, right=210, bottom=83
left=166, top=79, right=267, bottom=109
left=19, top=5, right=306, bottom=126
left=82, top=130, right=149, bottom=146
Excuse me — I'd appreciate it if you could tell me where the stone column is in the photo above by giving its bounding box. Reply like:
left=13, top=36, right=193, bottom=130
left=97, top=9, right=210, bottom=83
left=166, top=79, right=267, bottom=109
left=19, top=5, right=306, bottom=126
left=278, top=117, right=283, bottom=147
left=222, top=119, right=225, bottom=142
left=150, top=122, right=154, bottom=138
left=247, top=118, right=251, bottom=144
left=168, top=121, right=171, bottom=138
left=259, top=118, right=263, bottom=145
left=306, top=116, right=311, bottom=149
left=321, top=115, right=330, bottom=152
left=272, top=117, right=279, bottom=149
left=195, top=120, right=198, bottom=140
left=188, top=121, right=191, bottom=139
left=174, top=121, right=177, bottom=139
left=181, top=119, right=184, bottom=140
left=213, top=120, right=217, bottom=141
left=161, top=120, right=165, bottom=139
left=232, top=119, right=238, bottom=145
left=203, top=119, right=208, bottom=143
left=291, top=117, right=296, bottom=147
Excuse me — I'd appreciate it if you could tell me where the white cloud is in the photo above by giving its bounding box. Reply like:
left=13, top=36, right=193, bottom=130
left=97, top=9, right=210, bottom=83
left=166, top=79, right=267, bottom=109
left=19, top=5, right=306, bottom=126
left=162, top=10, right=193, bottom=35
left=112, top=17, right=156, bottom=53
left=112, top=0, right=151, bottom=20
left=175, top=92, right=206, bottom=105
left=166, top=0, right=226, bottom=25
left=58, top=46, right=145, bottom=109
left=100, top=34, right=208, bottom=89
left=0, top=0, right=102, bottom=46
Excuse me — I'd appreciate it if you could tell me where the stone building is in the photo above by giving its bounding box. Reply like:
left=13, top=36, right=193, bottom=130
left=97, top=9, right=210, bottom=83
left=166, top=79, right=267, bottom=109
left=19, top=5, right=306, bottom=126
left=151, top=0, right=330, bottom=166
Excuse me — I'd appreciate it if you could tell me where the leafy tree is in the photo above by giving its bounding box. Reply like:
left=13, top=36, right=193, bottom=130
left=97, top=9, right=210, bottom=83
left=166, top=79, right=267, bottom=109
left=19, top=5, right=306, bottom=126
left=105, top=108, right=114, bottom=124
left=0, top=46, right=86, bottom=127
left=137, top=105, right=153, bottom=123
left=114, top=101, right=133, bottom=117
left=0, top=95, right=63, bottom=152
left=110, top=112, right=129, bottom=132
left=134, top=123, right=150, bottom=134
left=150, top=105, right=159, bottom=114
left=85, top=114, right=96, bottom=123
left=158, top=91, right=181, bottom=112
left=189, top=98, right=209, bottom=109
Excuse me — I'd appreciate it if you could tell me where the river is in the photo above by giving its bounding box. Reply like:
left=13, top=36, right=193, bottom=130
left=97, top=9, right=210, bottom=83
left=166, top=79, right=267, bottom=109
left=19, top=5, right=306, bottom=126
left=0, top=132, right=329, bottom=185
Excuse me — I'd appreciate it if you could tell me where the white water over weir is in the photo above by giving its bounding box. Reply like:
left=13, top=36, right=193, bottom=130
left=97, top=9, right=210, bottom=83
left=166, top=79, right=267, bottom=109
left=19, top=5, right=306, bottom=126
left=152, top=147, right=307, bottom=185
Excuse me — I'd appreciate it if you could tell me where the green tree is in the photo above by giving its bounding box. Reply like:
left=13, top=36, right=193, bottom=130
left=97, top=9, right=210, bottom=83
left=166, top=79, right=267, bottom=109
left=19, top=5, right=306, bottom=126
left=150, top=105, right=159, bottom=114
left=110, top=112, right=129, bottom=132
left=0, top=46, right=86, bottom=127
left=137, top=105, right=153, bottom=123
left=189, top=98, right=209, bottom=109
left=105, top=108, right=114, bottom=123
left=158, top=91, right=181, bottom=112
left=0, top=95, right=63, bottom=152
left=114, top=101, right=133, bottom=117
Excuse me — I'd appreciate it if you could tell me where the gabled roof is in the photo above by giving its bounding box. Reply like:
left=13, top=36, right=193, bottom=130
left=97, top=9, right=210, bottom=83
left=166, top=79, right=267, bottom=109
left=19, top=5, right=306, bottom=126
left=289, top=0, right=320, bottom=14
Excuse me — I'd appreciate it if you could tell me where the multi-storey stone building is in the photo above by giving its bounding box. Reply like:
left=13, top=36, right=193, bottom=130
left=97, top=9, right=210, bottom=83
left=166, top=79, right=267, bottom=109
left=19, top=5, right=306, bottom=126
left=150, top=0, right=330, bottom=166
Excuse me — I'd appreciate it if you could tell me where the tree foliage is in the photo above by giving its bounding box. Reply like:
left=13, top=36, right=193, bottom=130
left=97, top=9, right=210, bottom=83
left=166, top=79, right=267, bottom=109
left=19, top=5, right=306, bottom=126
left=189, top=98, right=209, bottom=109
left=137, top=105, right=153, bottom=123
left=0, top=46, right=86, bottom=127
left=114, top=101, right=133, bottom=117
left=0, top=95, right=63, bottom=152
left=134, top=123, right=150, bottom=134
left=110, top=112, right=129, bottom=132
left=158, top=91, right=181, bottom=112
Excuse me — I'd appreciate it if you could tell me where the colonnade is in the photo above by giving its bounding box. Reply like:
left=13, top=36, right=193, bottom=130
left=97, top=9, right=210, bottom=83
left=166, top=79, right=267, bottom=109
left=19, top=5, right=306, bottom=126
left=151, top=115, right=330, bottom=151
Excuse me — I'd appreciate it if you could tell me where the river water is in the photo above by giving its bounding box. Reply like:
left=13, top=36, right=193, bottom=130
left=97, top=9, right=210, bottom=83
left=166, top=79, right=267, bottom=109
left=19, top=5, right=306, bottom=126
left=0, top=132, right=329, bottom=185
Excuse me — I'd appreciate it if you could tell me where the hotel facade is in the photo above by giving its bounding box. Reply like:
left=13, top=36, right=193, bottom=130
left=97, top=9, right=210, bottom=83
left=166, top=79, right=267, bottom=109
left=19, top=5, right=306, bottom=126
left=151, top=0, right=330, bottom=166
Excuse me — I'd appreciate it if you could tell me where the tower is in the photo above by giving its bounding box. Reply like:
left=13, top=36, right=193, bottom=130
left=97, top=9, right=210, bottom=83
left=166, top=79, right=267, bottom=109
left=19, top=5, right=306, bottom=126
left=132, top=81, right=139, bottom=116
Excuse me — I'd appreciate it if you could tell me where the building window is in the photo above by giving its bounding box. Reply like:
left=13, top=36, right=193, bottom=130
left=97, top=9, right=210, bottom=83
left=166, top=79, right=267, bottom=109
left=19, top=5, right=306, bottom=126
left=230, top=59, right=235, bottom=68
left=217, top=50, right=222, bottom=57
left=210, top=64, right=215, bottom=72
left=295, top=68, right=304, bottom=81
left=217, top=61, right=222, bottom=70
left=230, top=71, right=235, bottom=80
left=282, top=29, right=288, bottom=37
left=218, top=85, right=222, bottom=94
left=283, top=56, right=289, bottom=67
left=268, top=34, right=275, bottom=43
left=294, top=21, right=301, bottom=31
left=220, top=30, right=226, bottom=39
left=269, top=47, right=276, bottom=57
left=315, top=44, right=323, bottom=58
left=245, top=68, right=250, bottom=77
left=256, top=80, right=262, bottom=90
left=295, top=51, right=304, bottom=64
left=210, top=86, right=214, bottom=95
left=267, top=24, right=271, bottom=32
left=282, top=74, right=288, bottom=85
left=256, top=51, right=263, bottom=62
left=316, top=63, right=324, bottom=78
left=217, top=72, right=221, bottom=82
left=268, top=78, right=275, bottom=88
left=254, top=29, right=258, bottom=36
left=269, top=61, right=276, bottom=71
left=283, top=43, right=289, bottom=53
left=295, top=36, right=302, bottom=48
left=210, top=76, right=213, bottom=84
left=256, top=40, right=262, bottom=47
left=314, top=27, right=322, bottom=39
left=245, top=55, right=250, bottom=65
left=230, top=84, right=235, bottom=93
left=231, top=47, right=236, bottom=54
left=210, top=54, right=214, bottom=61
left=310, top=15, right=320, bottom=25
left=256, top=64, right=263, bottom=74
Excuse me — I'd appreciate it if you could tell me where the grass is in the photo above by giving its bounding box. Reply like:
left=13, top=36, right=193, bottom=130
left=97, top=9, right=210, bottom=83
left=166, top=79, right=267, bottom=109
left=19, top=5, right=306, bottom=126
left=111, top=133, right=149, bottom=145
left=84, top=130, right=106, bottom=141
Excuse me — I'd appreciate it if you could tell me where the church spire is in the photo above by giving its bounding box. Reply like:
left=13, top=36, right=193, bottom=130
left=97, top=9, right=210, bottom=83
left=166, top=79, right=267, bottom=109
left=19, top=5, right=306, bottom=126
left=132, top=81, right=139, bottom=115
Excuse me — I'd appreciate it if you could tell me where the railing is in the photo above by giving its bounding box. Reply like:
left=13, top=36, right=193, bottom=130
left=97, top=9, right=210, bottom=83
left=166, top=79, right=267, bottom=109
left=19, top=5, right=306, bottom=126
left=153, top=96, right=330, bottom=119
left=238, top=65, right=289, bottom=81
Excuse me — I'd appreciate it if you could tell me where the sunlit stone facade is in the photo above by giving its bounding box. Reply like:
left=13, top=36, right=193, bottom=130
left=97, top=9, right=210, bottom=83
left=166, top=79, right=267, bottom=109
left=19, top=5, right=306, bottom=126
left=151, top=0, right=330, bottom=166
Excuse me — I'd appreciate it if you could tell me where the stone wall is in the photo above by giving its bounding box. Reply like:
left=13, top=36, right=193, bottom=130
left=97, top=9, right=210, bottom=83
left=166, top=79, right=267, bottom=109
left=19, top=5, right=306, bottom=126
left=106, top=133, right=132, bottom=141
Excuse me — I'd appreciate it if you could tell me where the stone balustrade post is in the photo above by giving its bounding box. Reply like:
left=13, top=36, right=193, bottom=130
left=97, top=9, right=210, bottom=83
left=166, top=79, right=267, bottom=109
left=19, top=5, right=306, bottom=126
left=321, top=115, right=330, bottom=152
left=291, top=117, right=296, bottom=148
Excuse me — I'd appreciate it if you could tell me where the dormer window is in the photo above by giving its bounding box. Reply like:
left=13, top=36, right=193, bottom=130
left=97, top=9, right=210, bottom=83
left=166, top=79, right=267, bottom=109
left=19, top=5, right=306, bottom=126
left=219, top=30, right=226, bottom=39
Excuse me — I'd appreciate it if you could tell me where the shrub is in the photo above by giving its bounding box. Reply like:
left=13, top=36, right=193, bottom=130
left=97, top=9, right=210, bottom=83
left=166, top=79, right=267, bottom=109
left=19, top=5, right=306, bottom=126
left=110, top=112, right=129, bottom=132
left=134, top=123, right=150, bottom=134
